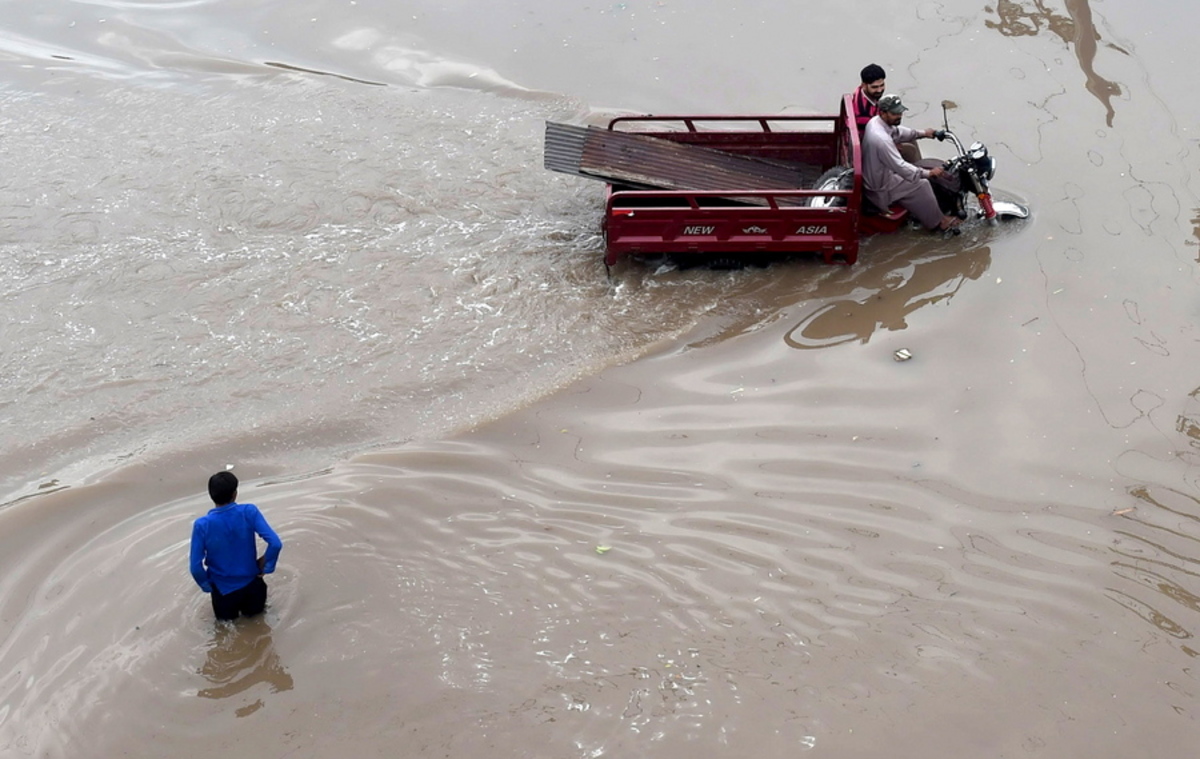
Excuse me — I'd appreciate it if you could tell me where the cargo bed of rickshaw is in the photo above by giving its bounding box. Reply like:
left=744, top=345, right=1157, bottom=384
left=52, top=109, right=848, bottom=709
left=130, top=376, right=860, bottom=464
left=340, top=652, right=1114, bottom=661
left=545, top=96, right=891, bottom=268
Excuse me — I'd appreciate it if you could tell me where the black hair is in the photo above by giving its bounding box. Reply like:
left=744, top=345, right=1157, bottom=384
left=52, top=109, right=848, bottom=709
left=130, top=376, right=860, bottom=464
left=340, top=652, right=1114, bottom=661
left=860, top=63, right=886, bottom=84
left=208, top=471, right=238, bottom=506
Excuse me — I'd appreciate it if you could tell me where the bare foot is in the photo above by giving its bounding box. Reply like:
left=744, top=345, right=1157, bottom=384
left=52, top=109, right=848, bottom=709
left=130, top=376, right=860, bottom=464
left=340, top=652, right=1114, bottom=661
left=937, top=216, right=962, bottom=230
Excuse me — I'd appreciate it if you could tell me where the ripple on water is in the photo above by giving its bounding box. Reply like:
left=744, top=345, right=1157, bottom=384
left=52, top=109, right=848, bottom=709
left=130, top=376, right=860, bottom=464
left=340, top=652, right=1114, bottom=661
left=0, top=77, right=789, bottom=503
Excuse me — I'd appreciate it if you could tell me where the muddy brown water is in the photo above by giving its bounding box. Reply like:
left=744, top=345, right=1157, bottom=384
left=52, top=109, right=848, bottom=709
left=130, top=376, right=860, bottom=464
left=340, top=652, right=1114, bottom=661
left=3, top=1, right=1200, bottom=756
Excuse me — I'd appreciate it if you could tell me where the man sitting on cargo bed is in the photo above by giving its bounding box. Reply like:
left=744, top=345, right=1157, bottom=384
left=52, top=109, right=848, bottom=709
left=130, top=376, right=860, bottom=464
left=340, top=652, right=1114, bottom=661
left=852, top=64, right=920, bottom=162
left=862, top=94, right=960, bottom=232
left=851, top=63, right=887, bottom=132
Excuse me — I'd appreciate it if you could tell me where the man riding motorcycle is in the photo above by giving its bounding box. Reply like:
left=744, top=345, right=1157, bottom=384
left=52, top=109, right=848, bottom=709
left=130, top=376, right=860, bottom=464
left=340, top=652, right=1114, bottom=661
left=862, top=93, right=961, bottom=232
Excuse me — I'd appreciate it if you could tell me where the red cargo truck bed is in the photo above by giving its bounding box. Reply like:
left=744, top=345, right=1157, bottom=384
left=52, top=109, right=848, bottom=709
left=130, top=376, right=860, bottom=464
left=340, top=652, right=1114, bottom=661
left=545, top=96, right=879, bottom=268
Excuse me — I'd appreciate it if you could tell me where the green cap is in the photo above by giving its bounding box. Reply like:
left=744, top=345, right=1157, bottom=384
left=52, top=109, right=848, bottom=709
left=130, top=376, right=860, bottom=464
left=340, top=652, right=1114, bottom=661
left=877, top=94, right=908, bottom=114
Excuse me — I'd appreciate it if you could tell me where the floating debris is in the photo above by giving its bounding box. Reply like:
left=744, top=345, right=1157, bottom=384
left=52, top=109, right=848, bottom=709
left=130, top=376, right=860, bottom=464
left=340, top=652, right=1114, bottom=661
left=595, top=545, right=612, bottom=554
left=894, top=348, right=912, bottom=362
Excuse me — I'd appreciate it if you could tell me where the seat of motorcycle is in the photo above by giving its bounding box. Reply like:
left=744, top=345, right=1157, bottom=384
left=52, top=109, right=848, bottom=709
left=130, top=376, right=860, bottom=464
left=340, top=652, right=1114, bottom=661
left=862, top=197, right=909, bottom=222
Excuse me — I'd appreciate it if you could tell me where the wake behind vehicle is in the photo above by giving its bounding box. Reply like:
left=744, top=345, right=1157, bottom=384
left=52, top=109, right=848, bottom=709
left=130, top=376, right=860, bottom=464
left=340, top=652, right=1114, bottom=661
left=543, top=95, right=1029, bottom=269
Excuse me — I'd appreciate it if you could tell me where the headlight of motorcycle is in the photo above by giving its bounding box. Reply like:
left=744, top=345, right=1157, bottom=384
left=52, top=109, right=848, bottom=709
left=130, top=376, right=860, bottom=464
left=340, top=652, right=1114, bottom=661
left=968, top=143, right=995, bottom=180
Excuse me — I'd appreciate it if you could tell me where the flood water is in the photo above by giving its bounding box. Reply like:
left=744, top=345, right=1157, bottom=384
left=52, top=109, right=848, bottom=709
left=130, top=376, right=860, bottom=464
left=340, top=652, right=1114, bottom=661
left=3, top=1, right=1200, bottom=756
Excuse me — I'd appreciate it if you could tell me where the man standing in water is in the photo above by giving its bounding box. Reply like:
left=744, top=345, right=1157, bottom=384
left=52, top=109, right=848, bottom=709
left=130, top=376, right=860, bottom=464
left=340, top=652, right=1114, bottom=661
left=190, top=471, right=283, bottom=621
left=862, top=94, right=960, bottom=232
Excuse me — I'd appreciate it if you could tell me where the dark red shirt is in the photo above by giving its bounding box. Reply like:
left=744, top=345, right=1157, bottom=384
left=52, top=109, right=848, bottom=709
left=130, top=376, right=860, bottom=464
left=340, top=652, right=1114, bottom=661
left=851, top=85, right=878, bottom=132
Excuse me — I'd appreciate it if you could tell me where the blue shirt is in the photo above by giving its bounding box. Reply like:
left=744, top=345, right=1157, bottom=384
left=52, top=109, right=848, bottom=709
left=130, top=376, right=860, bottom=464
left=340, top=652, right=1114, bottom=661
left=190, top=502, right=282, bottom=595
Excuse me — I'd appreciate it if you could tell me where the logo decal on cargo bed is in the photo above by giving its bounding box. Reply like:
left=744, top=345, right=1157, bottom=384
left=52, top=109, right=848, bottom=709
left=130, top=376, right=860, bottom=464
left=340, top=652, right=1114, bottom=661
left=682, top=225, right=716, bottom=235
left=794, top=225, right=829, bottom=235
left=741, top=226, right=768, bottom=234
